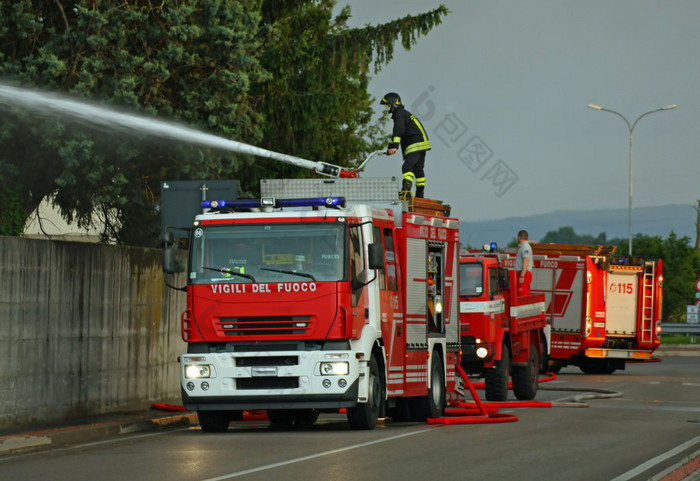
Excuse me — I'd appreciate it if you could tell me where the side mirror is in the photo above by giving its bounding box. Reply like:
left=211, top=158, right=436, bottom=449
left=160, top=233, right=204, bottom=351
left=499, top=268, right=510, bottom=290
left=163, top=246, right=177, bottom=274
left=159, top=228, right=187, bottom=291
left=161, top=230, right=177, bottom=274
left=368, top=242, right=384, bottom=270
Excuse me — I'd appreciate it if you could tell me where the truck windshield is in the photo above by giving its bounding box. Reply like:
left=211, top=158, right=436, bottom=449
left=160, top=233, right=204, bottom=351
left=189, top=222, right=346, bottom=284
left=459, top=262, right=483, bottom=297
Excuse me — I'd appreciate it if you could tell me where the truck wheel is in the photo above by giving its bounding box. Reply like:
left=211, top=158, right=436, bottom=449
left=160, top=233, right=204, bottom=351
left=485, top=342, right=510, bottom=401
left=412, top=353, right=446, bottom=420
left=198, top=410, right=231, bottom=433
left=347, top=355, right=382, bottom=430
left=512, top=342, right=539, bottom=400
left=539, top=335, right=549, bottom=374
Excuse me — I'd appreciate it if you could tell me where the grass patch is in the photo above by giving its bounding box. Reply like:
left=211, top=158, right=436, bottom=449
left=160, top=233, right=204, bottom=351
left=661, top=334, right=693, bottom=344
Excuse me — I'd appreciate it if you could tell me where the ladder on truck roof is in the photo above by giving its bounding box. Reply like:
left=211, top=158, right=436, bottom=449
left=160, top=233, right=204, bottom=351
left=640, top=261, right=656, bottom=344
left=260, top=178, right=451, bottom=217
left=530, top=243, right=617, bottom=257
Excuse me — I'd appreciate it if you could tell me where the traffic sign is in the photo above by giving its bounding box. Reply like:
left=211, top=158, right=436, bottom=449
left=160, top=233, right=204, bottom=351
left=688, top=305, right=699, bottom=324
left=696, top=279, right=700, bottom=291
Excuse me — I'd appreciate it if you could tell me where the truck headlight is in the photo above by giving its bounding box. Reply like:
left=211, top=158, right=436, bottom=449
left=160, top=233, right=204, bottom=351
left=476, top=347, right=489, bottom=359
left=320, top=362, right=349, bottom=376
left=185, top=364, right=211, bottom=379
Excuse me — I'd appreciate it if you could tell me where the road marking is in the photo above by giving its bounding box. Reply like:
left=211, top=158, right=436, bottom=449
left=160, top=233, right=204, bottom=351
left=610, top=434, right=700, bottom=481
left=199, top=427, right=438, bottom=481
left=0, top=428, right=184, bottom=462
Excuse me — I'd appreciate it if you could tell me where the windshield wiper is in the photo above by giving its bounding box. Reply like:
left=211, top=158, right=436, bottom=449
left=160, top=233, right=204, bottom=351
left=202, top=266, right=256, bottom=283
left=259, top=267, right=316, bottom=282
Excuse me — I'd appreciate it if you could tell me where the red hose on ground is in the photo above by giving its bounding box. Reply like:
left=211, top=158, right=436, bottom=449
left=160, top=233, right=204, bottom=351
left=427, top=365, right=520, bottom=425
left=427, top=367, right=558, bottom=425
left=151, top=403, right=186, bottom=412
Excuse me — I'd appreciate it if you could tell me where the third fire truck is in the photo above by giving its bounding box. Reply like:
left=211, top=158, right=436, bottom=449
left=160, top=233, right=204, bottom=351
left=502, top=244, right=663, bottom=373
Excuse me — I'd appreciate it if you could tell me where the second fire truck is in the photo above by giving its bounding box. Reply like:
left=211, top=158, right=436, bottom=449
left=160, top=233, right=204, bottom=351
left=459, top=248, right=547, bottom=401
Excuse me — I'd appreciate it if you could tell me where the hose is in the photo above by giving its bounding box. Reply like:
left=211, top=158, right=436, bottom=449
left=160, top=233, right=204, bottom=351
left=427, top=367, right=623, bottom=425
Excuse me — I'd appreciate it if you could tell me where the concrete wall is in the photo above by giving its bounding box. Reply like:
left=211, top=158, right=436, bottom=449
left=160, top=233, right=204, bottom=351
left=0, top=237, right=186, bottom=430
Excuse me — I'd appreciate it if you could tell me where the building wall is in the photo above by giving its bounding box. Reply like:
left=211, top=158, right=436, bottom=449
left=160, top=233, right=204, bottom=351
left=0, top=237, right=186, bottom=429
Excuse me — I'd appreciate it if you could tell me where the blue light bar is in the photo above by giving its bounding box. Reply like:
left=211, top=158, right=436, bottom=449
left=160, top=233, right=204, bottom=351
left=277, top=197, right=346, bottom=208
left=482, top=242, right=498, bottom=253
left=201, top=197, right=346, bottom=210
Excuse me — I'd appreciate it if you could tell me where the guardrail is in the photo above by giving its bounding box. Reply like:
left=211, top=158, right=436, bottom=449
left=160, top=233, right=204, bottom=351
left=660, top=322, right=700, bottom=342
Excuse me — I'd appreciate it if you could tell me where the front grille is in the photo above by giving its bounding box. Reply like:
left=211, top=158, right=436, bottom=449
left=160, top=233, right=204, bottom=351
left=219, top=316, right=311, bottom=336
left=237, top=378, right=299, bottom=390
left=235, top=356, right=298, bottom=367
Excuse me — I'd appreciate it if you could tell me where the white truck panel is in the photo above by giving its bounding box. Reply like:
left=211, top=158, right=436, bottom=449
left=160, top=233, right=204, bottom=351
left=606, top=270, right=638, bottom=335
left=405, top=238, right=427, bottom=347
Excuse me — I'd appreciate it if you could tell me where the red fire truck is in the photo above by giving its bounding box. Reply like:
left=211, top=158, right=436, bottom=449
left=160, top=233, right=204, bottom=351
left=163, top=178, right=461, bottom=431
left=501, top=244, right=663, bottom=374
left=459, top=249, right=547, bottom=401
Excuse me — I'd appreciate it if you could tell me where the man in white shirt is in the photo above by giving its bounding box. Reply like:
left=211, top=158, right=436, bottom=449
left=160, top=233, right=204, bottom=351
left=514, top=230, right=533, bottom=296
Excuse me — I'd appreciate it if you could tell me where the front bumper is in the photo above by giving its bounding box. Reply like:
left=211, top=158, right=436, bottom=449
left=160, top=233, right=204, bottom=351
left=180, top=350, right=361, bottom=411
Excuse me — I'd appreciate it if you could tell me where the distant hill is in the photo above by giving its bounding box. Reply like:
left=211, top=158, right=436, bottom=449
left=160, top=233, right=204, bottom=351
left=460, top=204, right=697, bottom=248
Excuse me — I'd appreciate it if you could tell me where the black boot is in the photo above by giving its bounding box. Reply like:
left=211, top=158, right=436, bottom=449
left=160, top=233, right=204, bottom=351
left=415, top=186, right=424, bottom=198
left=399, top=179, right=413, bottom=201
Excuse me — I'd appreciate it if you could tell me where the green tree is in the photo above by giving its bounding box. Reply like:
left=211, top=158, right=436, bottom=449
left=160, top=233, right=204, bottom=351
left=1, top=0, right=268, bottom=245
left=629, top=232, right=700, bottom=322
left=251, top=1, right=448, bottom=178
left=0, top=1, right=449, bottom=245
left=539, top=226, right=610, bottom=245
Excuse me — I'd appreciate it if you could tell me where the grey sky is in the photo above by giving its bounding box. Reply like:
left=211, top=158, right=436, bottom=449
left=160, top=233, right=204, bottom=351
left=341, top=1, right=699, bottom=234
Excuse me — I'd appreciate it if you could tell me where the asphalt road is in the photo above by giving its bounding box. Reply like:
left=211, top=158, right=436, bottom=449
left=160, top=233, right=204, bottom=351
left=1, top=357, right=699, bottom=481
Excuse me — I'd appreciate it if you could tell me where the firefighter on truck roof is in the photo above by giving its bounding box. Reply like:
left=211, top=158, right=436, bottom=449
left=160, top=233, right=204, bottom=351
left=380, top=92, right=431, bottom=198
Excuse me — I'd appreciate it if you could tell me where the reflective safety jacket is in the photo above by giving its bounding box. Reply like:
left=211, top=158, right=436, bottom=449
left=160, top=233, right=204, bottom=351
left=388, top=105, right=431, bottom=156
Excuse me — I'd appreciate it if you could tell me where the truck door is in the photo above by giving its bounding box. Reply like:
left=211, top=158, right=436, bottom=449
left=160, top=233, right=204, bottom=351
left=375, top=225, right=405, bottom=395
left=347, top=223, right=370, bottom=338
left=428, top=244, right=445, bottom=335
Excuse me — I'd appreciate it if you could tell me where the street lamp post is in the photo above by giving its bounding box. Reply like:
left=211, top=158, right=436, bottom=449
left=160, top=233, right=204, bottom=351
left=587, top=103, right=676, bottom=256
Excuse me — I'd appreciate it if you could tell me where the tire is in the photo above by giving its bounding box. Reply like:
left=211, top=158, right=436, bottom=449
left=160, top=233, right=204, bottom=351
left=512, top=342, right=539, bottom=400
left=485, top=342, right=510, bottom=401
left=347, top=354, right=382, bottom=430
left=412, top=353, right=446, bottom=420
left=198, top=411, right=231, bottom=433
left=539, top=335, right=549, bottom=374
